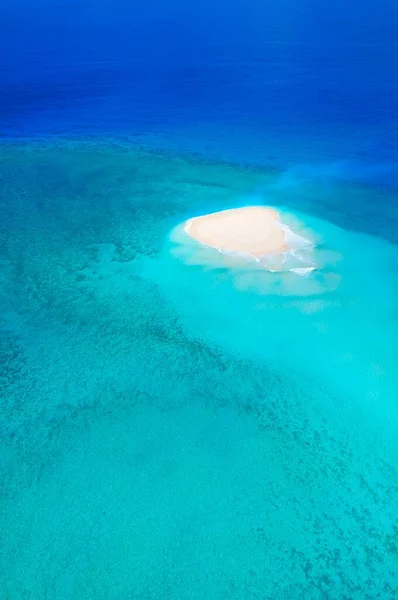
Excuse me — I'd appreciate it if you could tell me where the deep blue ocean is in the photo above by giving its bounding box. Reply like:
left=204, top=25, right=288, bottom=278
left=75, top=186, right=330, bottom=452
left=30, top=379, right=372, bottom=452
left=1, top=1, right=398, bottom=598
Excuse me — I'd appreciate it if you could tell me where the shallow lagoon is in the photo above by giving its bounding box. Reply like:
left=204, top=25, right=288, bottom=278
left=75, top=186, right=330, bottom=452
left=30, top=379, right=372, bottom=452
left=1, top=140, right=398, bottom=599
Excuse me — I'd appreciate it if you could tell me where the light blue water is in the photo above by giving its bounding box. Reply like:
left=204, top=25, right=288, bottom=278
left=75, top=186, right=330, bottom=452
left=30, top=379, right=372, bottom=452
left=1, top=141, right=398, bottom=598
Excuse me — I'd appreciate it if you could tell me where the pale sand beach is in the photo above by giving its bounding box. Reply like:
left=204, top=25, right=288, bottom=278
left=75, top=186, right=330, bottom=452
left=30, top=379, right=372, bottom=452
left=185, top=206, right=287, bottom=257
left=180, top=206, right=320, bottom=284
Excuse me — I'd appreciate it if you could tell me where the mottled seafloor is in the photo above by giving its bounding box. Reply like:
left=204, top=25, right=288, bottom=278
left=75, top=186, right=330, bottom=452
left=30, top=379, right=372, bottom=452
left=0, top=140, right=398, bottom=599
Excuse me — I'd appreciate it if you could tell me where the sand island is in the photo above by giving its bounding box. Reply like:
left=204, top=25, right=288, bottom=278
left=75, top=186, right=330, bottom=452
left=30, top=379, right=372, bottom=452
left=183, top=205, right=315, bottom=271
left=169, top=205, right=342, bottom=294
left=185, top=206, right=288, bottom=257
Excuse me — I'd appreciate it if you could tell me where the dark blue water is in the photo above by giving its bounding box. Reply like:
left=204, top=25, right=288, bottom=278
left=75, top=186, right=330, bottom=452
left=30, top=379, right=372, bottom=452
left=2, top=1, right=398, bottom=168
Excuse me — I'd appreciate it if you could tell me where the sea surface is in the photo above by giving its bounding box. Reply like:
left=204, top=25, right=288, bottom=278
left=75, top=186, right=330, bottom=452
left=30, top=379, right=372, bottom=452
left=1, top=1, right=398, bottom=599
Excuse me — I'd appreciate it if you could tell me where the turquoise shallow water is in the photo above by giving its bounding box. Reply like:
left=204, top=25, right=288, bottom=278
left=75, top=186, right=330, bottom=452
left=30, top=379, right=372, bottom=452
left=1, top=140, right=398, bottom=599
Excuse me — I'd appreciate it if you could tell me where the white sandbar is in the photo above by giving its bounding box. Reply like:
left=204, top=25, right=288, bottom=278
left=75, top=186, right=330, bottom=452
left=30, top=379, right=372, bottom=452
left=184, top=206, right=290, bottom=257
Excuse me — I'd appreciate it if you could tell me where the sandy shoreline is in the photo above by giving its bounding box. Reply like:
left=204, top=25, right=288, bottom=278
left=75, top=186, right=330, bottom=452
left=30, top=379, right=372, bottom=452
left=184, top=206, right=291, bottom=257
